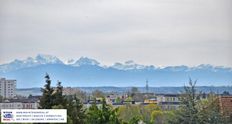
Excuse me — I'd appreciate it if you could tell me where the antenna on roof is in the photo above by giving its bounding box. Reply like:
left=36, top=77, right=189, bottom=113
left=146, top=79, right=149, bottom=93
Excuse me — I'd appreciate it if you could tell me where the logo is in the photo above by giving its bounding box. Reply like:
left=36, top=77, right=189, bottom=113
left=4, top=113, right=13, bottom=118
left=2, top=111, right=13, bottom=121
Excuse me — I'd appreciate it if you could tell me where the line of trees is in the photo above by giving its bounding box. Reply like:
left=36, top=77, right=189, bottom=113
left=38, top=74, right=231, bottom=124
left=171, top=79, right=228, bottom=124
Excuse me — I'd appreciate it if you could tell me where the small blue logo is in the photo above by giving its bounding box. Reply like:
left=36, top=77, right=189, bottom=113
left=3, top=112, right=13, bottom=119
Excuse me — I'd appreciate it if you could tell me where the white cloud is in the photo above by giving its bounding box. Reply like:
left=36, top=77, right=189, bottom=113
left=0, top=0, right=231, bottom=67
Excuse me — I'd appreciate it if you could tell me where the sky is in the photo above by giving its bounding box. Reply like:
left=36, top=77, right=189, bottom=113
left=0, top=0, right=232, bottom=67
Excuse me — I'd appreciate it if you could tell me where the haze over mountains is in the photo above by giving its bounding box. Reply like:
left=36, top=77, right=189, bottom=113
left=0, top=54, right=231, bottom=88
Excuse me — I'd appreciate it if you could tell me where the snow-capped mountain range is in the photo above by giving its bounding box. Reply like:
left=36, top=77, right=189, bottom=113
left=0, top=54, right=63, bottom=72
left=0, top=54, right=154, bottom=72
left=0, top=54, right=231, bottom=88
left=0, top=54, right=231, bottom=72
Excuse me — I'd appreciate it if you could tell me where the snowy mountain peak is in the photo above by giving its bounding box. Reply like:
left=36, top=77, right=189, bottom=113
left=11, top=59, right=22, bottom=64
left=72, top=57, right=100, bottom=66
left=111, top=60, right=148, bottom=70
left=196, top=64, right=214, bottom=69
left=35, top=54, right=63, bottom=64
left=0, top=54, right=63, bottom=72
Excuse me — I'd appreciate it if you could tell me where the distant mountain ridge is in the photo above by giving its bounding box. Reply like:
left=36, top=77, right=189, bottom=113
left=0, top=54, right=232, bottom=88
left=1, top=54, right=231, bottom=72
left=16, top=86, right=232, bottom=96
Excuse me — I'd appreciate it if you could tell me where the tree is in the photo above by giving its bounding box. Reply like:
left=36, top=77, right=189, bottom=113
left=39, top=74, right=67, bottom=109
left=133, top=93, right=144, bottom=102
left=124, top=96, right=133, bottom=102
left=86, top=100, right=100, bottom=124
left=74, top=90, right=87, bottom=102
left=67, top=95, right=86, bottom=124
left=39, top=74, right=55, bottom=109
left=86, top=98, right=121, bottom=124
left=28, top=94, right=32, bottom=98
left=150, top=110, right=163, bottom=124
left=115, top=97, right=122, bottom=103
left=140, top=104, right=161, bottom=123
left=222, top=91, right=230, bottom=96
left=118, top=104, right=163, bottom=124
left=170, top=79, right=227, bottom=124
left=131, top=87, right=139, bottom=94
left=197, top=94, right=227, bottom=124
left=128, top=116, right=142, bottom=124
left=130, top=87, right=139, bottom=98
left=175, top=79, right=200, bottom=124
left=118, top=104, right=142, bottom=123
left=38, top=74, right=89, bottom=123
left=53, top=81, right=67, bottom=108
left=92, top=90, right=105, bottom=98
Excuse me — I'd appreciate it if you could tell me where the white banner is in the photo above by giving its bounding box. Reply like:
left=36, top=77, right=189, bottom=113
left=1, top=109, right=67, bottom=123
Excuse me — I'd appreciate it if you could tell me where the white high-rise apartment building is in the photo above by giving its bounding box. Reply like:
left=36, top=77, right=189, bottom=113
left=0, top=78, right=16, bottom=98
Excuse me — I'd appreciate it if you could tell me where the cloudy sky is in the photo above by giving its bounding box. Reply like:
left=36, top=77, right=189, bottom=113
left=0, top=0, right=231, bottom=67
